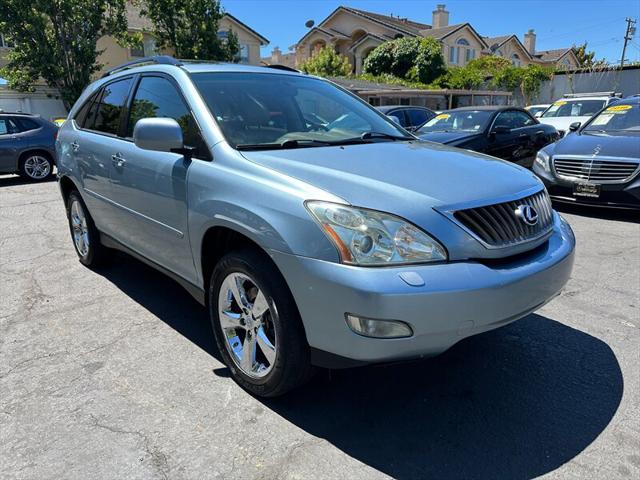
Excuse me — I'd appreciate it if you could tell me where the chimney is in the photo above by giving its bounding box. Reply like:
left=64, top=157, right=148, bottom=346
left=524, top=29, right=536, bottom=54
left=432, top=4, right=449, bottom=29
left=272, top=47, right=282, bottom=63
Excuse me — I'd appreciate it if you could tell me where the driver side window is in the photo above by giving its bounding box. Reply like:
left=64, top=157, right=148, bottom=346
left=494, top=111, right=534, bottom=129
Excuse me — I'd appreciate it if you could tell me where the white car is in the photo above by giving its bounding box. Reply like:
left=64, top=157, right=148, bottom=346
left=537, top=93, right=621, bottom=136
left=525, top=104, right=550, bottom=117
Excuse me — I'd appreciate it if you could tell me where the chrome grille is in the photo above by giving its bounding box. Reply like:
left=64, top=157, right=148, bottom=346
left=553, top=157, right=639, bottom=184
left=453, top=190, right=554, bottom=248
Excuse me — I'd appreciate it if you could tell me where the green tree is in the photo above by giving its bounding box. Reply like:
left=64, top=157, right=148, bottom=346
left=465, top=55, right=512, bottom=76
left=299, top=45, right=352, bottom=77
left=139, top=0, right=238, bottom=61
left=364, top=37, right=446, bottom=84
left=573, top=42, right=596, bottom=68
left=0, top=0, right=130, bottom=109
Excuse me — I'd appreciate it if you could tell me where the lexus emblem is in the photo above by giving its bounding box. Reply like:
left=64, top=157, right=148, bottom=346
left=515, top=205, right=539, bottom=226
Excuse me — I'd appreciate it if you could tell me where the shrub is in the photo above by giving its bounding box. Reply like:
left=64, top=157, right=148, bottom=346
left=363, top=37, right=446, bottom=84
left=299, top=45, right=352, bottom=77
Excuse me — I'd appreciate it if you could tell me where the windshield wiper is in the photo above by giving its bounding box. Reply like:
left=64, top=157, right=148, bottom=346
left=236, top=139, right=333, bottom=151
left=360, top=131, right=414, bottom=141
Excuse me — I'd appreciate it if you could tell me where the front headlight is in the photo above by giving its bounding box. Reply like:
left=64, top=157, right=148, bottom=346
left=306, top=201, right=447, bottom=266
left=535, top=150, right=551, bottom=172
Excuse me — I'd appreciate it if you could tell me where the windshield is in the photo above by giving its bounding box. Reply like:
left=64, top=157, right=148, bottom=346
left=191, top=72, right=410, bottom=149
left=541, top=99, right=606, bottom=118
left=583, top=103, right=640, bottom=134
left=417, top=110, right=493, bottom=133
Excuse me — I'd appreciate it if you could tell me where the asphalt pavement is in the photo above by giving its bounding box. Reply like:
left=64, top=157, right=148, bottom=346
left=1, top=175, right=638, bottom=480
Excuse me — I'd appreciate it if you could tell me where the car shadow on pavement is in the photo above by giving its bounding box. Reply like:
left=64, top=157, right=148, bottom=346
left=0, top=174, right=57, bottom=187
left=99, top=251, right=623, bottom=480
left=554, top=202, right=639, bottom=223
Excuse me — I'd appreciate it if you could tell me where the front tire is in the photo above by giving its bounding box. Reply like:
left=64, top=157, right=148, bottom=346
left=209, top=249, right=313, bottom=397
left=66, top=191, right=108, bottom=268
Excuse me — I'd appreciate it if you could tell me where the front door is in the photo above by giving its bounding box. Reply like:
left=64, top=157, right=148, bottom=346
left=109, top=74, right=209, bottom=282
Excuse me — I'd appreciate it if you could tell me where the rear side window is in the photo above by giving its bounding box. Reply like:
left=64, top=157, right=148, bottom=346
left=407, top=109, right=431, bottom=127
left=74, top=92, right=98, bottom=128
left=0, top=117, right=20, bottom=135
left=387, top=110, right=408, bottom=127
left=126, top=76, right=209, bottom=159
left=15, top=117, right=40, bottom=132
left=89, top=78, right=132, bottom=135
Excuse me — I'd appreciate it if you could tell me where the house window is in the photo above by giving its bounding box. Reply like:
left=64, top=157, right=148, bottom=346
left=453, top=38, right=474, bottom=64
left=511, top=53, right=521, bottom=67
left=217, top=30, right=229, bottom=40
left=466, top=47, right=476, bottom=62
left=0, top=33, right=14, bottom=48
left=130, top=37, right=157, bottom=58
left=449, top=45, right=458, bottom=64
left=236, top=44, right=250, bottom=63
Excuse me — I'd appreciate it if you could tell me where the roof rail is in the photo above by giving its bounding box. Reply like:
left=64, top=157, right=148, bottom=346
left=562, top=91, right=620, bottom=98
left=101, top=55, right=183, bottom=78
left=265, top=64, right=301, bottom=73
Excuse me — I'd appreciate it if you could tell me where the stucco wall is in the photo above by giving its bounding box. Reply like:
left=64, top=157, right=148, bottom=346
left=219, top=17, right=263, bottom=65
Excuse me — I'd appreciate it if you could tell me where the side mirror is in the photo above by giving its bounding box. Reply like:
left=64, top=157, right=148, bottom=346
left=387, top=115, right=401, bottom=125
left=534, top=111, right=543, bottom=118
left=133, top=117, right=185, bottom=153
left=491, top=125, right=511, bottom=135
left=569, top=122, right=581, bottom=132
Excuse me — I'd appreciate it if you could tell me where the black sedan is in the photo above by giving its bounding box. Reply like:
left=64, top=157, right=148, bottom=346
left=376, top=106, right=436, bottom=132
left=533, top=97, right=640, bottom=209
left=416, top=106, right=559, bottom=167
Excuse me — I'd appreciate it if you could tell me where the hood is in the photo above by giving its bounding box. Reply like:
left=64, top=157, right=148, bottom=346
left=239, top=141, right=541, bottom=213
left=538, top=116, right=591, bottom=132
left=551, top=131, right=640, bottom=159
left=417, top=131, right=480, bottom=144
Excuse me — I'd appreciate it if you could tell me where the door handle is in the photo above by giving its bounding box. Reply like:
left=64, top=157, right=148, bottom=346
left=70, top=141, right=80, bottom=152
left=111, top=152, right=126, bottom=167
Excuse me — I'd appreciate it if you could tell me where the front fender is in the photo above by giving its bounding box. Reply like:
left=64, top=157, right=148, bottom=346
left=187, top=146, right=343, bottom=285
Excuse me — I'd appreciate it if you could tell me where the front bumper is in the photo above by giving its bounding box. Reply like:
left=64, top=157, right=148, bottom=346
left=270, top=213, right=575, bottom=367
left=533, top=164, right=640, bottom=209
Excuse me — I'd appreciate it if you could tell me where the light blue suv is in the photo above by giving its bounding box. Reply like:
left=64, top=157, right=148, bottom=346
left=56, top=57, right=575, bottom=396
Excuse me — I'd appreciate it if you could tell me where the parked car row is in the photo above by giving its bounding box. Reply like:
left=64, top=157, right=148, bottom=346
left=378, top=91, right=639, bottom=209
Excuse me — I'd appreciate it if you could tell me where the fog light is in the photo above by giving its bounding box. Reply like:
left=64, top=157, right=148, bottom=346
left=345, top=314, right=413, bottom=338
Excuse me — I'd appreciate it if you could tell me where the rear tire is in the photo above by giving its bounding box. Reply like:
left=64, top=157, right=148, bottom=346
left=19, top=153, right=54, bottom=181
left=66, top=191, right=108, bottom=268
left=209, top=248, right=314, bottom=397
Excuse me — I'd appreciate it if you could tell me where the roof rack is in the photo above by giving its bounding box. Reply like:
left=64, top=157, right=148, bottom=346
left=265, top=64, right=301, bottom=73
left=101, top=55, right=183, bottom=78
left=562, top=92, right=621, bottom=98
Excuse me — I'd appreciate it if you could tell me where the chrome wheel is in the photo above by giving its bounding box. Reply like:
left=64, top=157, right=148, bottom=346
left=218, top=273, right=277, bottom=378
left=23, top=155, right=51, bottom=179
left=70, top=199, right=90, bottom=257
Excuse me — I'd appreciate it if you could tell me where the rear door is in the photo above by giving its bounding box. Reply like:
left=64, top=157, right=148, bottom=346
left=108, top=74, right=209, bottom=280
left=487, top=110, right=537, bottom=165
left=0, top=117, right=21, bottom=173
left=70, top=76, right=134, bottom=235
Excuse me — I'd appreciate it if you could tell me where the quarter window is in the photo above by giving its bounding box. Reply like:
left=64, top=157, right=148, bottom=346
left=14, top=117, right=40, bottom=132
left=126, top=76, right=208, bottom=159
left=89, top=78, right=133, bottom=135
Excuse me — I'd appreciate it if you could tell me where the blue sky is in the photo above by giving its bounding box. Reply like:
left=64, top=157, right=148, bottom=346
left=224, top=0, right=640, bottom=64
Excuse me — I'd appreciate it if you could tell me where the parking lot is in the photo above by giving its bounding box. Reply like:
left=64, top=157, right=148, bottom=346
left=0, top=176, right=638, bottom=480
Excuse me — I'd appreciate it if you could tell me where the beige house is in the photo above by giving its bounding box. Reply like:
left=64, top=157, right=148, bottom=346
left=0, top=5, right=267, bottom=115
left=98, top=6, right=269, bottom=72
left=272, top=4, right=578, bottom=73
